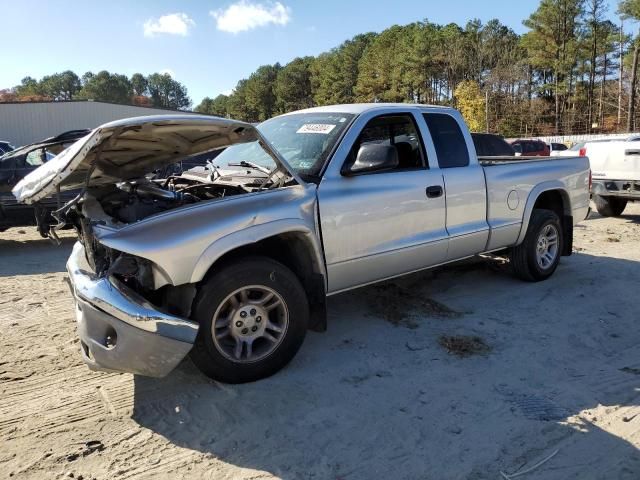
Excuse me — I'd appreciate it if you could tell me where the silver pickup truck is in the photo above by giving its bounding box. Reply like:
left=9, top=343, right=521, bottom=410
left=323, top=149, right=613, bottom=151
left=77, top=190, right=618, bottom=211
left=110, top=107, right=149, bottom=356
left=13, top=104, right=591, bottom=383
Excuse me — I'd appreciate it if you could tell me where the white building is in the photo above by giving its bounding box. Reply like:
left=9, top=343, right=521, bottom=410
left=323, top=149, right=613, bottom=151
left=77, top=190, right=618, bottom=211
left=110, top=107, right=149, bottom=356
left=0, top=100, right=198, bottom=147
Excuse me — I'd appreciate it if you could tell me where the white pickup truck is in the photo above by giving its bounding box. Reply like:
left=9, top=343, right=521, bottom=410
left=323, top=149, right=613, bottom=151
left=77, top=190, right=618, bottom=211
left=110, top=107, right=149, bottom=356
left=14, top=104, right=591, bottom=383
left=566, top=137, right=640, bottom=216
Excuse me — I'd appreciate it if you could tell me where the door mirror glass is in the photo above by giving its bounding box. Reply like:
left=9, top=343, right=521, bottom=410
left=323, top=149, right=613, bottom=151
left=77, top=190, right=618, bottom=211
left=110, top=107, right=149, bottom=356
left=343, top=143, right=399, bottom=175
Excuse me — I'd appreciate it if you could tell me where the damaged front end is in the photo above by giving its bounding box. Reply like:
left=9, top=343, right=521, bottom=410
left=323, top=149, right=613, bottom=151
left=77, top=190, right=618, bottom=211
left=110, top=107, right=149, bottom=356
left=66, top=208, right=202, bottom=377
left=13, top=114, right=301, bottom=377
left=67, top=241, right=199, bottom=377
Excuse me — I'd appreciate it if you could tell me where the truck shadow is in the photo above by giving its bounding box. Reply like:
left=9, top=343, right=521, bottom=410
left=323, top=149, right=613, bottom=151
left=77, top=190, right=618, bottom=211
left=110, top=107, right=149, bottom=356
left=131, top=252, right=640, bottom=479
left=586, top=209, right=640, bottom=225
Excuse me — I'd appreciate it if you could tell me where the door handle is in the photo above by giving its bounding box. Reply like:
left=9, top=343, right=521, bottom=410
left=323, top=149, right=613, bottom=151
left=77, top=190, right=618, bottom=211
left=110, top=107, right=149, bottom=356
left=426, top=185, right=443, bottom=198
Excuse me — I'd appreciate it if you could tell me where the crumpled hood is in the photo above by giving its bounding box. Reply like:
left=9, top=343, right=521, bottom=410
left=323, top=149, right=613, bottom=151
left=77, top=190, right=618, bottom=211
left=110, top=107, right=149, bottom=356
left=13, top=114, right=297, bottom=204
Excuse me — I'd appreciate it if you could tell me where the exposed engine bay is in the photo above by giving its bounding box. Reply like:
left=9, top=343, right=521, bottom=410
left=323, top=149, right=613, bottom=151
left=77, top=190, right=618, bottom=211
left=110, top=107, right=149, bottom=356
left=65, top=163, right=290, bottom=228
left=11, top=115, right=302, bottom=316
left=90, top=172, right=247, bottom=224
left=66, top=165, right=291, bottom=306
left=12, top=114, right=299, bottom=240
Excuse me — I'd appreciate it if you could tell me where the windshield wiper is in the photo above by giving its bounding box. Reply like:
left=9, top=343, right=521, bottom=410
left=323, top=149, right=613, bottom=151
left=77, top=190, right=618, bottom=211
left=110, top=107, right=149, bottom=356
left=205, top=160, right=223, bottom=181
left=228, top=160, right=271, bottom=175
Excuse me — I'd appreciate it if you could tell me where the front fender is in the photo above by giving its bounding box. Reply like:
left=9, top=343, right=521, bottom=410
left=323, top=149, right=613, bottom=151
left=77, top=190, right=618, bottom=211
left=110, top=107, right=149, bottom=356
left=189, top=220, right=323, bottom=283
left=95, top=184, right=321, bottom=287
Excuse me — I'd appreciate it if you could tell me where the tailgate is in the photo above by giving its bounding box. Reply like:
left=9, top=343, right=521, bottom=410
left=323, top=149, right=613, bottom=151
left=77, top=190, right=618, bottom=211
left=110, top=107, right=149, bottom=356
left=588, top=142, right=640, bottom=181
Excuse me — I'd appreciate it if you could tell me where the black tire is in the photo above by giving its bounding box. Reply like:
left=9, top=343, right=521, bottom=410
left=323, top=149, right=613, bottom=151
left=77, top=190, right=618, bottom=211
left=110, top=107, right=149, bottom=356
left=510, top=209, right=563, bottom=282
left=190, top=256, right=308, bottom=383
left=593, top=195, right=627, bottom=217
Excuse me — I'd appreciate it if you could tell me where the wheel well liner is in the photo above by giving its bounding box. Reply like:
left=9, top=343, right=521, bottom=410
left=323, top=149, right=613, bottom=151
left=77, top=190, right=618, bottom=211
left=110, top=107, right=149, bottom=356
left=532, top=190, right=567, bottom=218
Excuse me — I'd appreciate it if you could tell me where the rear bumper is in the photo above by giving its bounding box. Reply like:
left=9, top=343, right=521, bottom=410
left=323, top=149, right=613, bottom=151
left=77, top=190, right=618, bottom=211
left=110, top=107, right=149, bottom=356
left=592, top=179, right=640, bottom=199
left=67, top=242, right=199, bottom=377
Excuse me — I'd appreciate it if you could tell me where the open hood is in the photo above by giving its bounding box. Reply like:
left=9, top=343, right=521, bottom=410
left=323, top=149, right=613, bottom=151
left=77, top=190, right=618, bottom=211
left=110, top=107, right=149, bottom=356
left=13, top=114, right=300, bottom=204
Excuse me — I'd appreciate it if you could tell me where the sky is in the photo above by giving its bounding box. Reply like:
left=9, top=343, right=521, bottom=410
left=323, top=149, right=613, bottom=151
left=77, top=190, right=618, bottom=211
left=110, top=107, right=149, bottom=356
left=0, top=0, right=624, bottom=107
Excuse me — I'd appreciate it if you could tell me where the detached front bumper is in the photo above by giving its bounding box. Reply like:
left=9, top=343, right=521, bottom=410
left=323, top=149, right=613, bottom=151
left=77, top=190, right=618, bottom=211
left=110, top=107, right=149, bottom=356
left=66, top=242, right=199, bottom=377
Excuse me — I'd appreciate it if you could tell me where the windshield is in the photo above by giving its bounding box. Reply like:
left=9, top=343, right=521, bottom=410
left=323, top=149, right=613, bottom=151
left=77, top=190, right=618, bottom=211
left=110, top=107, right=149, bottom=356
left=210, top=112, right=355, bottom=178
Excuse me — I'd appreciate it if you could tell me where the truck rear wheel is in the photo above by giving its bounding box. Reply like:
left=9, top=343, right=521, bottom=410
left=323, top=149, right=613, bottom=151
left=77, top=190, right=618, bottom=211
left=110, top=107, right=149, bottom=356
left=510, top=209, right=562, bottom=282
left=593, top=195, right=627, bottom=217
left=189, top=256, right=308, bottom=383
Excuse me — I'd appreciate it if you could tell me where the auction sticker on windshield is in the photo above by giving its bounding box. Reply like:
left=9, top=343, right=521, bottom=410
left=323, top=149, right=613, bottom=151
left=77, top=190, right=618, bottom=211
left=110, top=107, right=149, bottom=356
left=297, top=124, right=337, bottom=134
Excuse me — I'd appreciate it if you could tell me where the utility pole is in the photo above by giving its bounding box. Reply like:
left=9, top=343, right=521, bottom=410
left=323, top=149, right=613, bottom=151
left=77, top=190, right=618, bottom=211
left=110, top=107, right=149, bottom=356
left=628, top=37, right=639, bottom=132
left=618, top=19, right=624, bottom=129
left=599, top=54, right=607, bottom=128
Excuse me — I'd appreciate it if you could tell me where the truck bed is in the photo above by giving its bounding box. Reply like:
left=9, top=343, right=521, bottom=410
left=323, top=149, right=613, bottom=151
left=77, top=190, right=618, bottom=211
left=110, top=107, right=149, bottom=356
left=478, top=155, right=572, bottom=165
left=479, top=155, right=590, bottom=251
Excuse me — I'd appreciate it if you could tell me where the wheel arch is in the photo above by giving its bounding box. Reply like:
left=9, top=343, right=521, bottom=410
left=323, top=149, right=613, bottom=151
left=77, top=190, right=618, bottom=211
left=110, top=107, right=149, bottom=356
left=191, top=222, right=327, bottom=332
left=517, top=183, right=573, bottom=255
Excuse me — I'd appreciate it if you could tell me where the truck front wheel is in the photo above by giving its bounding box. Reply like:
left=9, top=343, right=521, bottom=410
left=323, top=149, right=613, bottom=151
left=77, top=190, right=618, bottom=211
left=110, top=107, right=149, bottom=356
left=593, top=195, right=627, bottom=217
left=190, top=257, right=309, bottom=383
left=510, top=209, right=563, bottom=282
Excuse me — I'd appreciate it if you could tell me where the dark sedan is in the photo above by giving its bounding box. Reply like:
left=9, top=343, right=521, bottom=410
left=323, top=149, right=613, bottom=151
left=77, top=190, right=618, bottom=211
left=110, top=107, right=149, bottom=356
left=0, top=130, right=90, bottom=235
left=0, top=141, right=15, bottom=155
left=471, top=133, right=516, bottom=157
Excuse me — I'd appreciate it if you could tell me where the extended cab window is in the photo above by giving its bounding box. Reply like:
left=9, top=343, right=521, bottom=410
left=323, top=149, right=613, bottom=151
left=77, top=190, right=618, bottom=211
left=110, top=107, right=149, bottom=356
left=423, top=113, right=470, bottom=168
left=348, top=114, right=426, bottom=171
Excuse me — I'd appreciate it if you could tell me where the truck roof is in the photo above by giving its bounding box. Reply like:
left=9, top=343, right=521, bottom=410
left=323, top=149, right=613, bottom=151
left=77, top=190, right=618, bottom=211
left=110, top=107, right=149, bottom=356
left=285, top=103, right=454, bottom=115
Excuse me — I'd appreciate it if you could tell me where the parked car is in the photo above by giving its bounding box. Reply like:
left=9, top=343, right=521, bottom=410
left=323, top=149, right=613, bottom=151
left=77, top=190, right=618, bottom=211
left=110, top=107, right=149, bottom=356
left=549, top=142, right=568, bottom=153
left=0, top=141, right=15, bottom=155
left=14, top=106, right=591, bottom=383
left=551, top=142, right=584, bottom=158
left=471, top=133, right=516, bottom=157
left=554, top=137, right=637, bottom=155
left=0, top=129, right=90, bottom=235
left=550, top=138, right=615, bottom=158
left=511, top=139, right=550, bottom=156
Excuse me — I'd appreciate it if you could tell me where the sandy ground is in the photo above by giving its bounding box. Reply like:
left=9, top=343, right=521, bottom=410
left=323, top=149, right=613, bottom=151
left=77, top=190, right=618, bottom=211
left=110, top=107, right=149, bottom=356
left=0, top=205, right=639, bottom=480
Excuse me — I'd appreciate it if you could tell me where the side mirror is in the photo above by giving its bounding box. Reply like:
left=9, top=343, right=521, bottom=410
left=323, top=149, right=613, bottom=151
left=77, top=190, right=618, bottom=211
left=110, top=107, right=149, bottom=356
left=343, top=143, right=399, bottom=176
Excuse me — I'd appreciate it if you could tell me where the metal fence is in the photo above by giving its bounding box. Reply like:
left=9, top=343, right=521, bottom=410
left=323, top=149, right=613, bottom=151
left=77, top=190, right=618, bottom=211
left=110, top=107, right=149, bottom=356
left=509, top=132, right=640, bottom=145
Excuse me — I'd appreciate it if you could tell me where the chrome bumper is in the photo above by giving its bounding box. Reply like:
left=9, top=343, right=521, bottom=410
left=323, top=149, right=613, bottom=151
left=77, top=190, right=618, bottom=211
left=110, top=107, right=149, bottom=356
left=592, top=179, right=640, bottom=199
left=66, top=242, right=199, bottom=377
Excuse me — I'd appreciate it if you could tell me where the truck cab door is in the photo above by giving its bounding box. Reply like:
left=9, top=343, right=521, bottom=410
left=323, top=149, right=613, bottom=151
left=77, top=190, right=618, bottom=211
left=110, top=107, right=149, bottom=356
left=317, top=111, right=448, bottom=294
left=422, top=111, right=489, bottom=260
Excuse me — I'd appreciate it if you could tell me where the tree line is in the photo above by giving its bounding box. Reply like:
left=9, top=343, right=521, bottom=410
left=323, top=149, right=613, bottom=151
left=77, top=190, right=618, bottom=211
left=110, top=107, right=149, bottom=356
left=3, top=0, right=640, bottom=136
left=0, top=71, right=192, bottom=110
left=196, top=0, right=640, bottom=136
